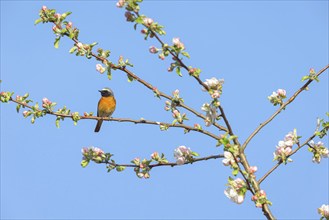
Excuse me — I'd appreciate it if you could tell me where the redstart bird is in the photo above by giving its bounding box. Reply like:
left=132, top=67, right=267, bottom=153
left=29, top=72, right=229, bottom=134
left=94, top=87, right=116, bottom=132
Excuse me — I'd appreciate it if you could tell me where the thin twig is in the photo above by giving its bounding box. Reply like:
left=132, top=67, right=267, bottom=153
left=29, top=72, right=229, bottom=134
left=241, top=64, right=329, bottom=152
left=69, top=35, right=227, bottom=132
left=258, top=131, right=321, bottom=185
left=10, top=98, right=220, bottom=140
left=104, top=154, right=224, bottom=169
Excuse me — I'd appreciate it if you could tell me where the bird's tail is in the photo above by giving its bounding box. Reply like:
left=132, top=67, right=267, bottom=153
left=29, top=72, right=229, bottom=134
left=94, top=120, right=103, bottom=132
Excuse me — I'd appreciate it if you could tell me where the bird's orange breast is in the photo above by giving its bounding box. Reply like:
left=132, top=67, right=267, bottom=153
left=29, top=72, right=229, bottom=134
left=98, top=96, right=116, bottom=117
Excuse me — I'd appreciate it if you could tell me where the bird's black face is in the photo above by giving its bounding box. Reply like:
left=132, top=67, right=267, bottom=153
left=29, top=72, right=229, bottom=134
left=99, top=88, right=113, bottom=97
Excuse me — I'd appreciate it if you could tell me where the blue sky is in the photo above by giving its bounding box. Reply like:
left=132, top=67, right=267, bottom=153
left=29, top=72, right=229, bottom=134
left=1, top=1, right=328, bottom=219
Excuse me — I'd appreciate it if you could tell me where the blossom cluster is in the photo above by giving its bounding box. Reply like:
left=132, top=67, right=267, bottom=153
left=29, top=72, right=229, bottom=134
left=273, top=129, right=298, bottom=164
left=172, top=37, right=185, bottom=51
left=268, top=89, right=286, bottom=106
left=203, top=77, right=224, bottom=99
left=131, top=152, right=168, bottom=179
left=132, top=157, right=151, bottom=179
left=42, top=98, right=53, bottom=109
left=201, top=103, right=218, bottom=127
left=308, top=140, right=329, bottom=164
left=0, top=91, right=12, bottom=103
left=81, top=146, right=107, bottom=167
left=165, top=90, right=184, bottom=112
left=222, top=151, right=239, bottom=176
left=224, top=177, right=247, bottom=204
left=174, top=146, right=198, bottom=165
left=251, top=190, right=271, bottom=208
left=96, top=63, right=106, bottom=73
left=318, top=204, right=329, bottom=220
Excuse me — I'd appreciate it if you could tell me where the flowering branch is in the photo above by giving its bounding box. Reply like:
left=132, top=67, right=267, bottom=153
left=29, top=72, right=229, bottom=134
left=241, top=64, right=329, bottom=152
left=104, top=153, right=224, bottom=169
left=34, top=7, right=227, bottom=132
left=134, top=11, right=209, bottom=91
left=3, top=96, right=220, bottom=140
left=258, top=124, right=329, bottom=184
left=81, top=145, right=223, bottom=178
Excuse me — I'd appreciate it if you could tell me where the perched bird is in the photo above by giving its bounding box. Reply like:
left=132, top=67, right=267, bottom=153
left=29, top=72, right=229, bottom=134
left=94, top=88, right=116, bottom=132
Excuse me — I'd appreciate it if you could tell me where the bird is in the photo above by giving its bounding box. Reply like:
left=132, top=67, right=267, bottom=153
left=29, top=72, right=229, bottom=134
left=94, top=87, right=116, bottom=132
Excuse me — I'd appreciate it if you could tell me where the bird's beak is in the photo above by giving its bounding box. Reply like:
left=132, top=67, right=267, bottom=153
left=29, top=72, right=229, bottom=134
left=98, top=90, right=102, bottom=93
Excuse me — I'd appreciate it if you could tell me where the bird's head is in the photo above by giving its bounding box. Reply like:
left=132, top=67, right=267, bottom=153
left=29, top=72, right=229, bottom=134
left=99, top=87, right=114, bottom=97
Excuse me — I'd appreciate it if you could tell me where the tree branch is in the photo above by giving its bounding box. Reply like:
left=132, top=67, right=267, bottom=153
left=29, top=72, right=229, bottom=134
left=104, top=154, right=224, bottom=169
left=9, top=98, right=220, bottom=140
left=67, top=36, right=228, bottom=132
left=258, top=130, right=323, bottom=185
left=241, top=64, right=329, bottom=152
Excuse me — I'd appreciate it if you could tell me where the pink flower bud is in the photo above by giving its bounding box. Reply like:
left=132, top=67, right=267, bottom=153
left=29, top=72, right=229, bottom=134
left=141, top=29, right=147, bottom=34
left=248, top=166, right=258, bottom=174
left=189, top=68, right=195, bottom=74
left=172, top=109, right=180, bottom=118
left=259, top=190, right=266, bottom=197
left=151, top=152, right=159, bottom=160
left=309, top=68, right=316, bottom=74
left=211, top=91, right=220, bottom=99
left=172, top=37, right=185, bottom=50
left=143, top=17, right=154, bottom=26
left=42, top=6, right=47, bottom=11
left=132, top=157, right=140, bottom=164
left=42, top=98, right=51, bottom=105
left=22, top=111, right=29, bottom=117
left=149, top=46, right=158, bottom=54
left=54, top=13, right=61, bottom=18
left=251, top=195, right=258, bottom=201
left=66, top=22, right=73, bottom=28
left=173, top=89, right=179, bottom=96
left=92, top=147, right=104, bottom=156
left=116, top=0, right=125, bottom=8
left=158, top=54, right=165, bottom=60
left=277, top=89, right=286, bottom=98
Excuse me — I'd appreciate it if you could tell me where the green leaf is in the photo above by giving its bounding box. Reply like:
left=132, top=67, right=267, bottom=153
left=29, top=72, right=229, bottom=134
left=90, top=42, right=98, bottom=47
left=232, top=169, right=239, bottom=176
left=116, top=166, right=126, bottom=172
left=54, top=37, right=61, bottom=49
left=81, top=159, right=89, bottom=168
left=301, top=75, right=309, bottom=81
left=16, top=105, right=21, bottom=113
left=107, top=68, right=112, bottom=80
left=175, top=67, right=182, bottom=77
left=191, top=152, right=199, bottom=157
left=181, top=51, right=190, bottom=58
left=127, top=75, right=134, bottom=82
left=34, top=18, right=43, bottom=25
left=56, top=118, right=60, bottom=128
left=135, top=16, right=143, bottom=24
left=23, top=93, right=29, bottom=99
left=61, top=11, right=72, bottom=19
left=31, top=116, right=35, bottom=124
left=69, top=46, right=77, bottom=53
